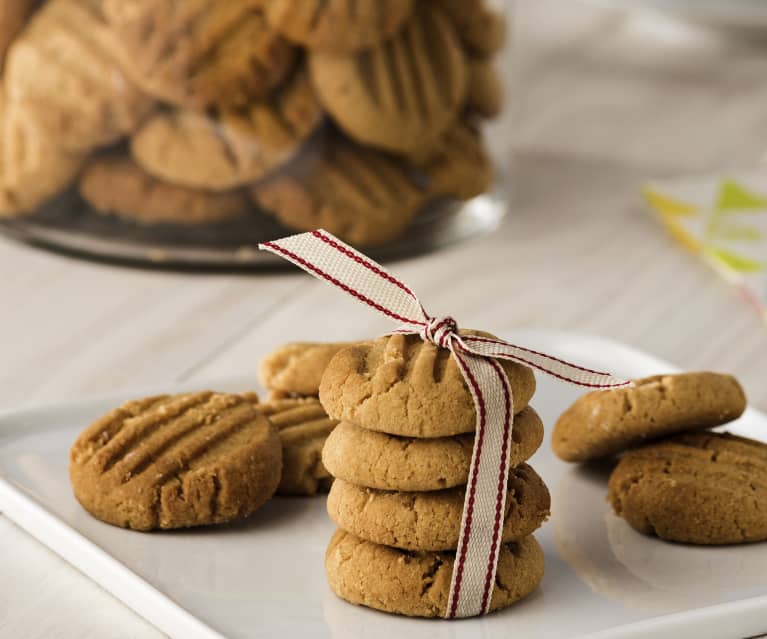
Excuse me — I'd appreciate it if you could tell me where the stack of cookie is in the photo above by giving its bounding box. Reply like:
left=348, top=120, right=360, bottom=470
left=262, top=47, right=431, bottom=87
left=318, top=333, right=551, bottom=618
left=552, top=372, right=767, bottom=545
left=0, top=0, right=508, bottom=248
left=254, top=341, right=353, bottom=496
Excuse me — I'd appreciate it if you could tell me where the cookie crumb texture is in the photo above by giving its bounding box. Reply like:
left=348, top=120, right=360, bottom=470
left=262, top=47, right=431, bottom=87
left=553, top=372, right=747, bottom=462
left=319, top=332, right=535, bottom=438
left=608, top=432, right=767, bottom=544
left=323, top=406, right=543, bottom=491
left=327, top=464, right=550, bottom=551
left=257, top=397, right=339, bottom=496
left=325, top=530, right=543, bottom=618
left=69, top=392, right=282, bottom=531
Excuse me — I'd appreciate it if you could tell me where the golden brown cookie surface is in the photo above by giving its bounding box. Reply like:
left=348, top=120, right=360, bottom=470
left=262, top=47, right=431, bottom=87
left=436, top=0, right=507, bottom=56
left=326, top=530, right=544, bottom=618
left=5, top=0, right=152, bottom=153
left=467, top=58, right=503, bottom=118
left=69, top=392, right=282, bottom=531
left=131, top=68, right=323, bottom=190
left=104, top=0, right=296, bottom=110
left=608, top=432, right=767, bottom=544
left=0, top=0, right=36, bottom=67
left=327, top=464, right=549, bottom=551
left=258, top=341, right=358, bottom=397
left=79, top=155, right=248, bottom=225
left=323, top=406, right=544, bottom=491
left=256, top=397, right=339, bottom=496
left=265, top=0, right=413, bottom=53
left=309, top=6, right=467, bottom=154
left=319, top=332, right=535, bottom=437
left=552, top=372, right=747, bottom=462
left=251, top=135, right=425, bottom=246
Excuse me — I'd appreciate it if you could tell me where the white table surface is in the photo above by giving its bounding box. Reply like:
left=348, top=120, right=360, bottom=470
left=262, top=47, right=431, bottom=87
left=3, top=1, right=767, bottom=637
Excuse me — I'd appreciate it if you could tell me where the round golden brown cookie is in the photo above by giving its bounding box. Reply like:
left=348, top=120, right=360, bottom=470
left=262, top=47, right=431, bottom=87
left=4, top=0, right=153, bottom=153
left=131, top=68, right=323, bottom=190
left=256, top=397, right=340, bottom=496
left=323, top=406, right=544, bottom=491
left=0, top=0, right=36, bottom=67
left=258, top=341, right=358, bottom=397
left=104, top=0, right=296, bottom=110
left=79, top=155, right=248, bottom=225
left=326, top=530, right=544, bottom=618
left=265, top=0, right=413, bottom=53
left=327, top=463, right=549, bottom=551
left=309, top=6, right=467, bottom=154
left=467, top=58, right=503, bottom=118
left=413, top=121, right=492, bottom=201
left=435, top=0, right=507, bottom=56
left=250, top=135, right=426, bottom=246
left=608, top=431, right=767, bottom=544
left=0, top=88, right=84, bottom=217
left=69, top=392, right=282, bottom=531
left=552, top=372, right=747, bottom=463
left=319, top=332, right=536, bottom=437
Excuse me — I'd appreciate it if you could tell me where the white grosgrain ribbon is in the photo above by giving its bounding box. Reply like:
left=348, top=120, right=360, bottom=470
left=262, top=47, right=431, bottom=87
left=260, top=230, right=630, bottom=619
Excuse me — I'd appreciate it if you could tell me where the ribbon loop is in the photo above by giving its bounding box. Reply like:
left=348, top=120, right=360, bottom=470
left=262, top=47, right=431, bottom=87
left=260, top=230, right=631, bottom=619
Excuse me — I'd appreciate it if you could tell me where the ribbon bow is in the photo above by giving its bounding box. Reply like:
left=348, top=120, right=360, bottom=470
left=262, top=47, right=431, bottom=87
left=260, top=230, right=630, bottom=619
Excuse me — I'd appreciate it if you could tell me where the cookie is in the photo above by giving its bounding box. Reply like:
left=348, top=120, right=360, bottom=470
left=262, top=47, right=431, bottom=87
left=327, top=463, right=549, bottom=551
left=131, top=68, right=323, bottom=190
left=0, top=0, right=36, bottom=67
left=323, top=406, right=544, bottom=491
left=552, top=372, right=747, bottom=463
left=436, top=0, right=507, bottom=56
left=69, top=392, right=282, bottom=531
left=4, top=0, right=153, bottom=153
left=326, top=530, right=543, bottom=618
left=0, top=89, right=84, bottom=216
left=256, top=397, right=340, bottom=496
left=104, top=0, right=296, bottom=110
left=467, top=58, right=503, bottom=118
left=319, top=332, right=536, bottom=437
left=309, top=6, right=467, bottom=154
left=414, top=121, right=492, bottom=201
left=608, top=431, right=767, bottom=544
left=259, top=341, right=356, bottom=397
left=265, top=0, right=413, bottom=53
left=79, top=155, right=248, bottom=225
left=251, top=135, right=426, bottom=246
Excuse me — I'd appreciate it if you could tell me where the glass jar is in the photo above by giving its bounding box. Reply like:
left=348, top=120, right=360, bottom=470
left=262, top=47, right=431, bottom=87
left=0, top=0, right=512, bottom=267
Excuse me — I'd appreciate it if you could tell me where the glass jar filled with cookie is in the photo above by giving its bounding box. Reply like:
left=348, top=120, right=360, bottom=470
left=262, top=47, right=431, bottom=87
left=0, top=0, right=512, bottom=266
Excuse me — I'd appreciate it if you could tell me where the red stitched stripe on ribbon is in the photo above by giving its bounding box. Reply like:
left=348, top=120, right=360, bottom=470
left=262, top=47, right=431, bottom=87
left=261, top=241, right=424, bottom=327
left=312, top=230, right=422, bottom=304
left=449, top=353, right=487, bottom=619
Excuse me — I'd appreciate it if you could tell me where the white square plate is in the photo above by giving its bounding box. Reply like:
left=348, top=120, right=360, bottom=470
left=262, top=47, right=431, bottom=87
left=1, top=331, right=766, bottom=639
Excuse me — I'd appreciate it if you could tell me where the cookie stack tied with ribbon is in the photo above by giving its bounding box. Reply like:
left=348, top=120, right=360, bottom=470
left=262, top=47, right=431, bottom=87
left=260, top=230, right=630, bottom=619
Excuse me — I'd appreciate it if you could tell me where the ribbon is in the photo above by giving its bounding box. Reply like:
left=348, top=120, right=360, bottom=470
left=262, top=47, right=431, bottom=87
left=260, top=229, right=630, bottom=618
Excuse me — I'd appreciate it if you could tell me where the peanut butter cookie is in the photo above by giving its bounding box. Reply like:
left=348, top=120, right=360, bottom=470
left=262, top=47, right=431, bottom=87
left=131, top=68, right=323, bottom=190
left=323, top=406, right=543, bottom=491
left=309, top=6, right=467, bottom=154
left=265, top=0, right=413, bottom=53
left=436, top=0, right=507, bottom=56
left=69, top=392, right=282, bottom=531
left=327, top=464, right=549, bottom=551
left=319, top=332, right=536, bottom=437
left=104, top=0, right=296, bottom=110
left=326, top=530, right=544, bottom=618
left=251, top=135, right=426, bottom=246
left=256, top=397, right=339, bottom=496
left=608, top=432, right=767, bottom=544
left=259, top=341, right=357, bottom=397
left=467, top=58, right=503, bottom=118
left=552, top=372, right=747, bottom=462
left=5, top=0, right=153, bottom=153
left=414, top=121, right=492, bottom=201
left=79, top=155, right=248, bottom=225
left=0, top=0, right=36, bottom=67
